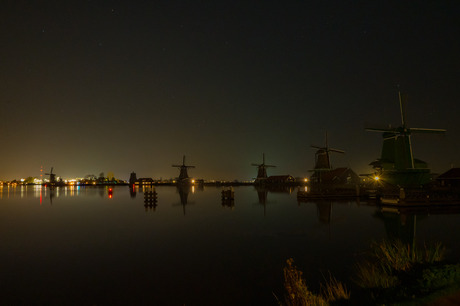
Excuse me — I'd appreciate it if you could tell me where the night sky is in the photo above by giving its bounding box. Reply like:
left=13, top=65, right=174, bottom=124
left=1, top=1, right=459, bottom=181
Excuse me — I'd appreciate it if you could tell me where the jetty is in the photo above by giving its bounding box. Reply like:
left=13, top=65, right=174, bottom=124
left=380, top=188, right=460, bottom=206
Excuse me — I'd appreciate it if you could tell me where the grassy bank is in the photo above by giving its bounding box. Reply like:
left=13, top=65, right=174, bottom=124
left=281, top=239, right=460, bottom=305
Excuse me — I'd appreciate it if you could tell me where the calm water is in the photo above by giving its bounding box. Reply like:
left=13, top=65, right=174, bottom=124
left=1, top=185, right=460, bottom=305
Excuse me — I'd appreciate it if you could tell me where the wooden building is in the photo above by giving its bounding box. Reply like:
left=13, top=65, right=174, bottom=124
left=310, top=167, right=360, bottom=185
left=436, top=168, right=460, bottom=191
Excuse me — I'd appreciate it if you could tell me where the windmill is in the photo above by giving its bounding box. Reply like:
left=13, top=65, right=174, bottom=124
left=172, top=155, right=195, bottom=183
left=311, top=132, right=345, bottom=170
left=44, top=167, right=56, bottom=185
left=251, top=153, right=276, bottom=182
left=366, top=91, right=446, bottom=186
left=310, top=133, right=345, bottom=183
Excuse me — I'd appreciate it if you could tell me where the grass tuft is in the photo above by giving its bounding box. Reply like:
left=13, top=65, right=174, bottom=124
left=283, top=259, right=349, bottom=306
left=320, top=273, right=350, bottom=302
left=354, top=239, right=446, bottom=289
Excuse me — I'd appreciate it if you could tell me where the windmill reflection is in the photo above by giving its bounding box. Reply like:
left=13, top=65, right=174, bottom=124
left=40, top=187, right=56, bottom=205
left=316, top=201, right=332, bottom=224
left=173, top=185, right=194, bottom=215
left=375, top=206, right=460, bottom=246
left=314, top=200, right=334, bottom=239
left=254, top=185, right=294, bottom=216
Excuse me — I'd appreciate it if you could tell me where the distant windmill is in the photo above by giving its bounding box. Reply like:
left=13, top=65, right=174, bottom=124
left=366, top=91, right=446, bottom=186
left=311, top=132, right=345, bottom=170
left=251, top=153, right=276, bottom=180
left=172, top=155, right=195, bottom=182
left=44, top=167, right=56, bottom=185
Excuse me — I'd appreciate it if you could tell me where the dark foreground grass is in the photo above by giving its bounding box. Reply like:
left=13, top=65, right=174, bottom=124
left=281, top=239, right=460, bottom=305
left=282, top=258, right=349, bottom=306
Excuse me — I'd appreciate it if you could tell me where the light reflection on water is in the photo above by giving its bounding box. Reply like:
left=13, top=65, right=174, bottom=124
left=1, top=185, right=460, bottom=305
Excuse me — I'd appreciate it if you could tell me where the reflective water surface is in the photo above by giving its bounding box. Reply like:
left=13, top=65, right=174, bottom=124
left=1, top=185, right=460, bottom=305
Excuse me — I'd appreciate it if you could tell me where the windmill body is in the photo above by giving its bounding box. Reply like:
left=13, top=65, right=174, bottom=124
left=366, top=92, right=445, bottom=187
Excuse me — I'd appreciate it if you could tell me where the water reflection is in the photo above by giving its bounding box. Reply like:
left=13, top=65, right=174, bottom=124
left=0, top=185, right=121, bottom=204
left=49, top=188, right=55, bottom=205
left=254, top=185, right=294, bottom=216
left=1, top=185, right=460, bottom=305
left=129, top=185, right=137, bottom=198
left=175, top=185, right=193, bottom=215
left=143, top=187, right=158, bottom=212
left=315, top=201, right=332, bottom=224
left=221, top=188, right=235, bottom=209
left=376, top=206, right=460, bottom=247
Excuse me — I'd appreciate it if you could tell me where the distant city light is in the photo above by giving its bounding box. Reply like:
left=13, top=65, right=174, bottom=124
left=374, top=176, right=380, bottom=181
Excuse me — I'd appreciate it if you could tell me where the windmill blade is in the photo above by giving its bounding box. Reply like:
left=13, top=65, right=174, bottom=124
left=311, top=145, right=323, bottom=149
left=251, top=163, right=262, bottom=166
left=329, top=148, right=345, bottom=154
left=399, top=91, right=408, bottom=126
left=365, top=127, right=396, bottom=133
left=383, top=134, right=398, bottom=140
left=410, top=128, right=446, bottom=134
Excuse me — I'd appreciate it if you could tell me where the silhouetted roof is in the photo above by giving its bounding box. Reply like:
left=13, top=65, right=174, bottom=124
left=437, top=168, right=460, bottom=180
left=313, top=167, right=360, bottom=184
left=138, top=177, right=154, bottom=182
left=267, top=175, right=294, bottom=180
left=320, top=168, right=348, bottom=181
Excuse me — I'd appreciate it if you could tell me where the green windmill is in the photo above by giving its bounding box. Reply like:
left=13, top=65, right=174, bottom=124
left=366, top=92, right=446, bottom=187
